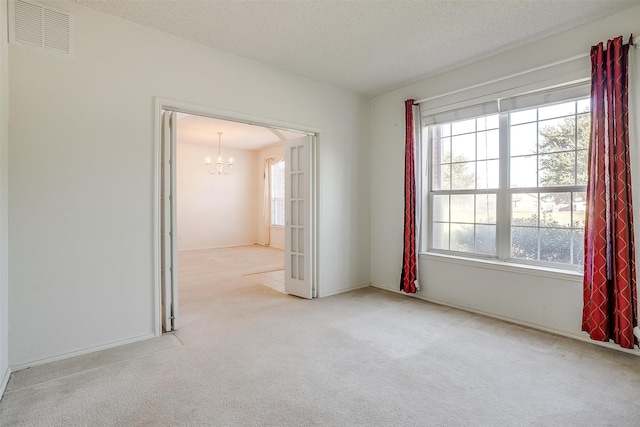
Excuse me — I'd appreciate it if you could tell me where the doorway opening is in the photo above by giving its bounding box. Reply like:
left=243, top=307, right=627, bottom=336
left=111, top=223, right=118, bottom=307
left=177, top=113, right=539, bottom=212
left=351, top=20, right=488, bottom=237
left=176, top=114, right=299, bottom=295
left=155, top=99, right=318, bottom=335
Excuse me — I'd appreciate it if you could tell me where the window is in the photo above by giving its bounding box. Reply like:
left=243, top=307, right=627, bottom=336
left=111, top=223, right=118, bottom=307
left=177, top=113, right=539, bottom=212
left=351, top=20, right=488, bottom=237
left=425, top=83, right=589, bottom=269
left=270, top=159, right=285, bottom=226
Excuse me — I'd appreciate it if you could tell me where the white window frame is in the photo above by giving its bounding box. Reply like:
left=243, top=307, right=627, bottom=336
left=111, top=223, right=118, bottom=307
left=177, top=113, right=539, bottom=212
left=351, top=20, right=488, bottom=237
left=422, top=81, right=590, bottom=272
left=270, top=159, right=285, bottom=227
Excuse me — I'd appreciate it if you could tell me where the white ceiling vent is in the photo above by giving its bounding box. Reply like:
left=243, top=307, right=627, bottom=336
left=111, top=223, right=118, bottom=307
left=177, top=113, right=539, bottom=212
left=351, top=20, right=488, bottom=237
left=9, top=0, right=74, bottom=56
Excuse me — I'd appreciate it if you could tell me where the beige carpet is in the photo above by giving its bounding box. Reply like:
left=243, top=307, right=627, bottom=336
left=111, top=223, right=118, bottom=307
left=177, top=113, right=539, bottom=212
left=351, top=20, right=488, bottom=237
left=245, top=269, right=285, bottom=294
left=1, top=245, right=639, bottom=426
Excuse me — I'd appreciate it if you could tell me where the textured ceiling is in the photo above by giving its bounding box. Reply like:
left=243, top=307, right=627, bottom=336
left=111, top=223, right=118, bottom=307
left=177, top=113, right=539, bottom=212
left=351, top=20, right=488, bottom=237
left=75, top=0, right=640, bottom=97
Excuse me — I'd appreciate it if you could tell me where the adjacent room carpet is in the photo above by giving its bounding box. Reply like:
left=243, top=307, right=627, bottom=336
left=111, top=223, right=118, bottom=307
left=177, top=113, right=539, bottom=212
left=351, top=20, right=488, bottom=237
left=1, top=245, right=639, bottom=426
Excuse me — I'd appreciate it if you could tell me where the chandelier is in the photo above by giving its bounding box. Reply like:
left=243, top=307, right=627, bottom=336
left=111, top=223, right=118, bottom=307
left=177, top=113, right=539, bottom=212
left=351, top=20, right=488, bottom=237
left=205, top=132, right=234, bottom=175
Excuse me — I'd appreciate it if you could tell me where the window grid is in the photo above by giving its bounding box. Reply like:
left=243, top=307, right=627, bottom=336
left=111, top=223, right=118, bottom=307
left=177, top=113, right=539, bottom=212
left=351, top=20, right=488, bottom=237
left=270, top=160, right=285, bottom=227
left=426, top=96, right=588, bottom=269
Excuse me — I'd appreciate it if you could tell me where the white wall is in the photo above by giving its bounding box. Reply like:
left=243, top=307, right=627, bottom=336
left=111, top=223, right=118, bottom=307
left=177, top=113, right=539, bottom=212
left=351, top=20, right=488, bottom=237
left=0, top=0, right=10, bottom=395
left=257, top=144, right=285, bottom=250
left=269, top=227, right=285, bottom=251
left=177, top=141, right=259, bottom=251
left=370, top=7, right=640, bottom=341
left=8, top=1, right=370, bottom=367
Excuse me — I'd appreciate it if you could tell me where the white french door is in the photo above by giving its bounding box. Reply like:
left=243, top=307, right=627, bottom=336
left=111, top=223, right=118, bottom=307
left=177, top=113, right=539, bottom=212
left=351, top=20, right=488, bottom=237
left=284, top=136, right=315, bottom=299
left=161, top=110, right=178, bottom=331
left=156, top=100, right=319, bottom=332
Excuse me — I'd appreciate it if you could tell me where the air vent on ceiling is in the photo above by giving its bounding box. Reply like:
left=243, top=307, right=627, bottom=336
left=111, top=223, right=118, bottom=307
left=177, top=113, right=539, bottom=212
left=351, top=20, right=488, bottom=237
left=9, top=0, right=74, bottom=57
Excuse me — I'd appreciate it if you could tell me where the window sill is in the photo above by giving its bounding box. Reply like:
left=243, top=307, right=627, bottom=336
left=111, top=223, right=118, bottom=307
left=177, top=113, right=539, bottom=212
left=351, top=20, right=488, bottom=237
left=419, top=252, right=582, bottom=282
left=270, top=225, right=284, bottom=229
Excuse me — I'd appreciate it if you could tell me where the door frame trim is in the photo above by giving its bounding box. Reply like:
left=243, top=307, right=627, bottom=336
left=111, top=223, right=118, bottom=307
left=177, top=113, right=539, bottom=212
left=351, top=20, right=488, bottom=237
left=153, top=97, right=320, bottom=336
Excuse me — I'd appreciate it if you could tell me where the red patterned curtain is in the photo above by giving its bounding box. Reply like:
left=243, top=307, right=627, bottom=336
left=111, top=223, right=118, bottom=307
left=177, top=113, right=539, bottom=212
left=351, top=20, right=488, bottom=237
left=582, top=35, right=638, bottom=349
left=401, top=99, right=419, bottom=293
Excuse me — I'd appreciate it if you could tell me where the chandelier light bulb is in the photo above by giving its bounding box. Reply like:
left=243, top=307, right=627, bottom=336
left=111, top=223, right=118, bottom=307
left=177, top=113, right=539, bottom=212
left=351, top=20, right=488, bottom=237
left=204, top=132, right=234, bottom=175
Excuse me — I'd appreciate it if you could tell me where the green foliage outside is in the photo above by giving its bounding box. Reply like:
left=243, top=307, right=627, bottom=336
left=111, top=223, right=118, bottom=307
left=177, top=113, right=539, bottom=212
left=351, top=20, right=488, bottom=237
left=538, top=112, right=589, bottom=204
left=451, top=212, right=584, bottom=265
left=441, top=154, right=475, bottom=189
left=511, top=213, right=584, bottom=265
left=442, top=107, right=589, bottom=265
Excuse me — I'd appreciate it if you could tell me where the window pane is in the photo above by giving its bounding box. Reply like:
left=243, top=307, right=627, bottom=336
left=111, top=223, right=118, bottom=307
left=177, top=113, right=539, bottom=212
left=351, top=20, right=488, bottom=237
left=272, top=198, right=284, bottom=226
left=477, top=160, right=499, bottom=189
left=450, top=162, right=475, bottom=190
left=573, top=229, right=584, bottom=265
left=475, top=225, right=496, bottom=255
left=431, top=128, right=451, bottom=190
left=540, top=228, right=571, bottom=263
left=451, top=133, right=476, bottom=162
left=476, top=194, right=496, bottom=224
left=576, top=113, right=590, bottom=149
left=572, top=192, right=586, bottom=228
left=510, top=109, right=536, bottom=126
left=476, top=114, right=499, bottom=131
left=539, top=152, right=575, bottom=186
left=426, top=94, right=589, bottom=269
left=512, top=226, right=538, bottom=260
left=512, top=193, right=538, bottom=226
left=510, top=155, right=537, bottom=188
left=538, top=101, right=575, bottom=120
left=270, top=160, right=285, bottom=226
left=432, top=222, right=449, bottom=250
left=538, top=117, right=576, bottom=153
left=510, top=123, right=538, bottom=156
left=576, top=150, right=588, bottom=185
left=439, top=123, right=451, bottom=137
left=450, top=195, right=474, bottom=223
left=451, top=224, right=474, bottom=252
left=577, top=99, right=590, bottom=113
left=433, top=163, right=450, bottom=191
left=432, top=135, right=451, bottom=165
left=451, top=119, right=476, bottom=135
left=432, top=195, right=449, bottom=222
left=572, top=193, right=585, bottom=266
left=477, top=129, right=499, bottom=160
left=540, top=193, right=571, bottom=228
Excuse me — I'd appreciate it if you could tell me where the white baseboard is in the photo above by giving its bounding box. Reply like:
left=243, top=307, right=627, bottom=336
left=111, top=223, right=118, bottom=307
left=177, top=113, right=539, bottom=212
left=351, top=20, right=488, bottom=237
left=319, top=282, right=370, bottom=298
left=10, top=333, right=156, bottom=372
left=178, top=243, right=263, bottom=253
left=0, top=365, right=10, bottom=400
left=370, top=282, right=640, bottom=356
